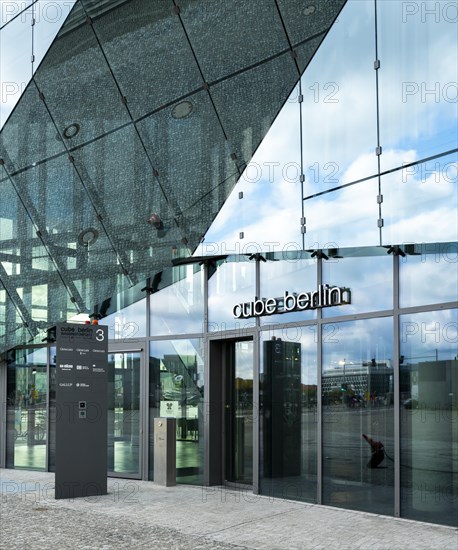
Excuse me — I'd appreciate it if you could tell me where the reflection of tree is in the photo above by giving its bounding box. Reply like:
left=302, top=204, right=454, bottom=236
left=301, top=385, right=317, bottom=406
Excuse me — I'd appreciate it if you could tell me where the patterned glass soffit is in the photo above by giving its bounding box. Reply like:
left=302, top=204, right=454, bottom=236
left=0, top=0, right=346, bottom=352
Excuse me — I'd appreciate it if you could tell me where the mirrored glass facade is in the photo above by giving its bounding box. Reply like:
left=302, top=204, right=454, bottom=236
left=0, top=0, right=457, bottom=530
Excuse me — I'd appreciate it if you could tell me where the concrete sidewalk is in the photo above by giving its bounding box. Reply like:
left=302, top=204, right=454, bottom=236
left=0, top=469, right=456, bottom=550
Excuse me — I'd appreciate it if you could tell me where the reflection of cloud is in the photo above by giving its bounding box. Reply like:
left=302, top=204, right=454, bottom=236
left=400, top=257, right=458, bottom=307
left=322, top=318, right=393, bottom=369
left=202, top=0, right=457, bottom=252
left=400, top=309, right=458, bottom=359
left=203, top=147, right=457, bottom=252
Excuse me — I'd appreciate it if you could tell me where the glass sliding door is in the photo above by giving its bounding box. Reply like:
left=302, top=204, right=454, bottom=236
left=6, top=348, right=48, bottom=470
left=108, top=351, right=142, bottom=477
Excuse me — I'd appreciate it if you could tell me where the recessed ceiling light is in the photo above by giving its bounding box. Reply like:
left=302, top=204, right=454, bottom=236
left=63, top=123, right=81, bottom=139
left=303, top=5, right=316, bottom=16
left=78, top=227, right=99, bottom=247
left=171, top=101, right=193, bottom=119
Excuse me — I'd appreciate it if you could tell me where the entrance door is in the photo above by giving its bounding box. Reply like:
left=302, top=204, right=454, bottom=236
left=107, top=351, right=142, bottom=478
left=224, top=340, right=254, bottom=485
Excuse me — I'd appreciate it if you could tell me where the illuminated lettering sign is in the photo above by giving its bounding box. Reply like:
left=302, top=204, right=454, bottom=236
left=232, top=285, right=351, bottom=319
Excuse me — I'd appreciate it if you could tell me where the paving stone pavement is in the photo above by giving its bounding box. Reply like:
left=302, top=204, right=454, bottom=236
left=0, top=469, right=457, bottom=550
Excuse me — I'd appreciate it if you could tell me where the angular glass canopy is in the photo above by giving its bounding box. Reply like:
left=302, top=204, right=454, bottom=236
left=0, top=0, right=346, bottom=352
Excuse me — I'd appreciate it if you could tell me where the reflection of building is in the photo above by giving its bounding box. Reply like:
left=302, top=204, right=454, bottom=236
left=0, top=0, right=457, bottom=530
left=401, top=360, right=458, bottom=408
left=263, top=339, right=302, bottom=478
left=323, top=361, right=393, bottom=398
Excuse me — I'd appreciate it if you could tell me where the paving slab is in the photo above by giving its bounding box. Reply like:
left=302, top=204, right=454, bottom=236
left=1, top=469, right=457, bottom=550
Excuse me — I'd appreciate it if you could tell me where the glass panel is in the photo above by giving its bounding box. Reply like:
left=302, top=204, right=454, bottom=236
left=400, top=243, right=458, bottom=308
left=304, top=177, right=379, bottom=249
left=34, top=17, right=131, bottom=147
left=83, top=0, right=203, bottom=121
left=322, top=250, right=393, bottom=318
left=0, top=5, right=33, bottom=128
left=137, top=90, right=234, bottom=215
left=260, top=327, right=318, bottom=502
left=10, top=153, right=121, bottom=310
left=149, top=339, right=205, bottom=484
left=301, top=0, right=377, bottom=194
left=322, top=317, right=394, bottom=515
left=260, top=255, right=317, bottom=325
left=1, top=1, right=35, bottom=27
left=104, top=298, right=146, bottom=340
left=378, top=0, right=458, bottom=170
left=225, top=340, right=253, bottom=484
left=177, top=172, right=239, bottom=254
left=0, top=80, right=66, bottom=173
left=179, top=0, right=289, bottom=83
left=71, top=124, right=180, bottom=281
left=276, top=0, right=346, bottom=51
left=381, top=153, right=458, bottom=245
left=107, top=351, right=141, bottom=476
left=210, top=52, right=298, bottom=168
left=34, top=0, right=76, bottom=64
left=150, top=265, right=204, bottom=337
left=6, top=347, right=48, bottom=470
left=208, top=258, right=256, bottom=332
left=400, top=308, right=458, bottom=526
left=0, top=1, right=76, bottom=129
left=203, top=82, right=302, bottom=251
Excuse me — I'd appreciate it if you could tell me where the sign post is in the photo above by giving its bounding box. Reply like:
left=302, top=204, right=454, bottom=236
left=55, top=323, right=108, bottom=499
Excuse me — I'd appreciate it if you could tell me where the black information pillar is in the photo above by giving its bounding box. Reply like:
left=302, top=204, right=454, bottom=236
left=263, top=339, right=302, bottom=477
left=55, top=323, right=108, bottom=499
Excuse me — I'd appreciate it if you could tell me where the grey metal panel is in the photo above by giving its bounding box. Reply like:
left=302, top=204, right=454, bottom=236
left=153, top=417, right=176, bottom=486
left=316, top=256, right=323, bottom=504
left=393, top=254, right=401, bottom=517
left=140, top=346, right=149, bottom=481
left=0, top=358, right=6, bottom=468
left=252, top=328, right=260, bottom=494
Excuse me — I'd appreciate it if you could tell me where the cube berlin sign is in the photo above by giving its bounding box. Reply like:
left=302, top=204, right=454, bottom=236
left=233, top=284, right=351, bottom=319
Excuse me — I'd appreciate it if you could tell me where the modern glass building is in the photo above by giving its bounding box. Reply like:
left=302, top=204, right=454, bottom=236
left=0, top=0, right=457, bottom=528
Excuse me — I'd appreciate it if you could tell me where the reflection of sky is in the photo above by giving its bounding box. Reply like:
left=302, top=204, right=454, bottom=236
left=322, top=255, right=393, bottom=317
left=400, top=309, right=458, bottom=362
left=235, top=341, right=253, bottom=380
left=322, top=317, right=393, bottom=371
left=199, top=0, right=457, bottom=254
left=208, top=261, right=256, bottom=330
left=400, top=252, right=458, bottom=308
left=149, top=268, right=205, bottom=337
left=102, top=298, right=146, bottom=340
left=0, top=0, right=76, bottom=128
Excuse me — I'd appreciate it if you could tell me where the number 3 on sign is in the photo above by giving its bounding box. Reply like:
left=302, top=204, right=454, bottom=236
left=95, top=328, right=105, bottom=342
